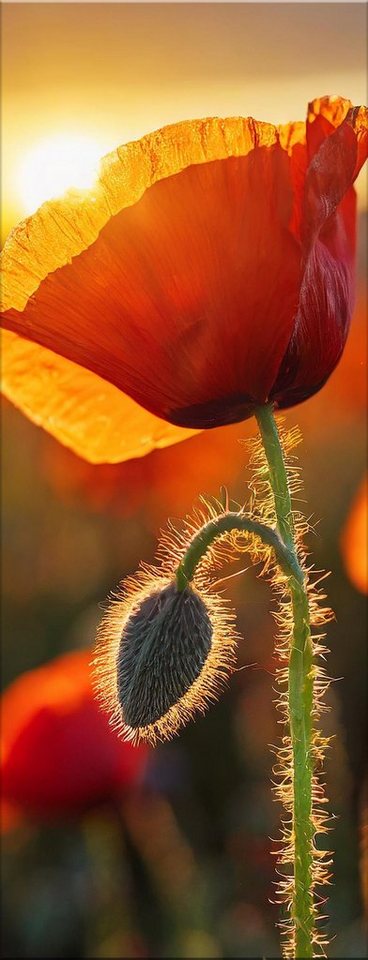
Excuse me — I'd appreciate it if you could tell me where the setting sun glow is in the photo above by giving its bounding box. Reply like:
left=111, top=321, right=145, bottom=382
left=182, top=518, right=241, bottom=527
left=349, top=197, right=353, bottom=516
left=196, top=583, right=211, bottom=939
left=17, top=134, right=104, bottom=215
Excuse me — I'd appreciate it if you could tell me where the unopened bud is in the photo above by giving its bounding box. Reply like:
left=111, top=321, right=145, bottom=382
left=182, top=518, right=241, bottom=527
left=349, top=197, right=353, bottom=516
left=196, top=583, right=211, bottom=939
left=117, top=582, right=212, bottom=728
left=94, top=570, right=238, bottom=745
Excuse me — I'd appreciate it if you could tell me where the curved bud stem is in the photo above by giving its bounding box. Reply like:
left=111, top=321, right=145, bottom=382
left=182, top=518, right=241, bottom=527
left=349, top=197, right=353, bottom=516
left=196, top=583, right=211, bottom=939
left=176, top=513, right=302, bottom=591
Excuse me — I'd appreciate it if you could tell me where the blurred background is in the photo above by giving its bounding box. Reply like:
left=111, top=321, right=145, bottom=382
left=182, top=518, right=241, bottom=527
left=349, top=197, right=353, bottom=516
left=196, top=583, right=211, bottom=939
left=1, top=3, right=367, bottom=958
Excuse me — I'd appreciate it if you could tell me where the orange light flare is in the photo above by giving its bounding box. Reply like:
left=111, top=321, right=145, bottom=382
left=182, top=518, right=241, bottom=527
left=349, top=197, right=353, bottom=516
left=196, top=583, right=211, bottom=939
left=16, top=133, right=106, bottom=218
left=340, top=474, right=368, bottom=595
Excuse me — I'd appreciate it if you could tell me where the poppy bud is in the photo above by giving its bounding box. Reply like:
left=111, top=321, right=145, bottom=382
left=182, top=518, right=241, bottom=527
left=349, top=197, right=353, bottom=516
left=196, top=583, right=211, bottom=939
left=117, top=582, right=212, bottom=728
left=94, top=571, right=238, bottom=744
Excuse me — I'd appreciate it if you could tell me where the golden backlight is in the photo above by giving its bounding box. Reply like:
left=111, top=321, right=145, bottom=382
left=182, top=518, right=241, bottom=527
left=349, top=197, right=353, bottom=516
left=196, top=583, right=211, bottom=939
left=2, top=2, right=366, bottom=246
left=17, top=133, right=104, bottom=215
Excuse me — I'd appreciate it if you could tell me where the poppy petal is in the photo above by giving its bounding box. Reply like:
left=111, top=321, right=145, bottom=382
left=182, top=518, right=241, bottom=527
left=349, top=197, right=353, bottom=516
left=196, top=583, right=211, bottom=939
left=278, top=95, right=357, bottom=243
left=271, top=104, right=367, bottom=407
left=270, top=236, right=354, bottom=407
left=1, top=116, right=283, bottom=313
left=2, top=330, right=197, bottom=463
left=303, top=104, right=367, bottom=250
left=306, top=95, right=353, bottom=160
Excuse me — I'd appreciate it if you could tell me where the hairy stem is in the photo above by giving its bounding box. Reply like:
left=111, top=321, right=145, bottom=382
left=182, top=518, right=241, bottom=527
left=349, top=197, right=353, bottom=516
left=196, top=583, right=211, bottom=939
left=176, top=513, right=301, bottom=591
left=256, top=404, right=315, bottom=959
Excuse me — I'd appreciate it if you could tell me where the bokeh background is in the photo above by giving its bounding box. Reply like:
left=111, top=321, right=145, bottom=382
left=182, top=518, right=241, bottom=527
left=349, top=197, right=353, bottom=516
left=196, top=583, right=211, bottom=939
left=1, top=3, right=367, bottom=958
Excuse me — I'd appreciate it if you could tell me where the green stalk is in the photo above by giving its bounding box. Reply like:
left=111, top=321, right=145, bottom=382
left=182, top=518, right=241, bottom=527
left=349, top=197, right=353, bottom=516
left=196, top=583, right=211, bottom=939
left=256, top=404, right=314, bottom=958
left=176, top=513, right=301, bottom=591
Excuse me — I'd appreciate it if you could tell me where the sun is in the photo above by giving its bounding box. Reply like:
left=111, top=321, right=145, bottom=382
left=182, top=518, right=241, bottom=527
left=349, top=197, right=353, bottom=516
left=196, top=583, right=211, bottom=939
left=17, top=133, right=105, bottom=215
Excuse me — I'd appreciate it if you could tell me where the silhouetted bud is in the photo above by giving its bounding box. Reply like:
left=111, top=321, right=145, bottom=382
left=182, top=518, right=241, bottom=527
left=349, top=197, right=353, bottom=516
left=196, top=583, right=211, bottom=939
left=94, top=571, right=238, bottom=745
left=117, top=583, right=213, bottom=728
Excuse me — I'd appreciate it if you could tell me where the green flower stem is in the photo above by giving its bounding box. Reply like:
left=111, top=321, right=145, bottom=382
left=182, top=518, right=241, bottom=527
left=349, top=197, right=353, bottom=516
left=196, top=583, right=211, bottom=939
left=256, top=404, right=314, bottom=959
left=254, top=404, right=294, bottom=550
left=176, top=513, right=302, bottom=592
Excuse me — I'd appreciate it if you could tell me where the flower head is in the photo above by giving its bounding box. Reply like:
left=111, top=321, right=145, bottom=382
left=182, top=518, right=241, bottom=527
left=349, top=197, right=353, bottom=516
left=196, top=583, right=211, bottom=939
left=1, top=97, right=366, bottom=462
left=1, top=650, right=148, bottom=818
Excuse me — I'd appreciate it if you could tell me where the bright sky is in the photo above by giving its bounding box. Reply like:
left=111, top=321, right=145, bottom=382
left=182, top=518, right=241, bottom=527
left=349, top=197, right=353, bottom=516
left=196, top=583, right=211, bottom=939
left=2, top=3, right=367, bottom=243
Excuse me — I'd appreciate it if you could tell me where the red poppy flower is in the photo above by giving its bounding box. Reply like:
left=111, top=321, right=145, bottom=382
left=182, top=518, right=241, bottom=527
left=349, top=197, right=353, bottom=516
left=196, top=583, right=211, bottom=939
left=1, top=96, right=367, bottom=462
left=1, top=651, right=148, bottom=818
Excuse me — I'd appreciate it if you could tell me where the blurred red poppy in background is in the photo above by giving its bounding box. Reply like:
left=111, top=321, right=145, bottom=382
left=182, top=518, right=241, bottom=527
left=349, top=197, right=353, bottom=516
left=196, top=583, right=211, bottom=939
left=1, top=96, right=367, bottom=463
left=341, top=474, right=368, bottom=595
left=1, top=651, right=148, bottom=822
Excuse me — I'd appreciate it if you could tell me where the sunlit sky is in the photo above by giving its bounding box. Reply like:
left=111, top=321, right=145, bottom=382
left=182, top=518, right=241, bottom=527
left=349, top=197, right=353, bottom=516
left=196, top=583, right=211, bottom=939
left=1, top=3, right=367, bottom=243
